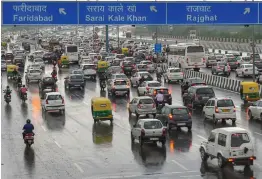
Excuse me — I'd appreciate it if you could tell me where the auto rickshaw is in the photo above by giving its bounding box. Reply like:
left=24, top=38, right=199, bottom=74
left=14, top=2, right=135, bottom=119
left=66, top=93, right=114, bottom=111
left=91, top=97, right=113, bottom=123
left=58, top=55, right=69, bottom=69
left=240, top=81, right=260, bottom=104
left=97, top=60, right=109, bottom=73
left=122, top=48, right=129, bottom=56
left=6, top=64, right=18, bottom=78
left=1, top=42, right=7, bottom=49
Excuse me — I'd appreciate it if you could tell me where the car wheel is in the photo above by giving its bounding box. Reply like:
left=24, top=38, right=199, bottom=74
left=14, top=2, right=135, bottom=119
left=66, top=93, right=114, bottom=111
left=248, top=110, right=253, bottom=120
left=232, top=119, right=236, bottom=125
left=187, top=126, right=192, bottom=131
left=200, top=147, right=209, bottom=161
left=168, top=101, right=172, bottom=105
left=161, top=140, right=166, bottom=146
left=217, top=154, right=225, bottom=168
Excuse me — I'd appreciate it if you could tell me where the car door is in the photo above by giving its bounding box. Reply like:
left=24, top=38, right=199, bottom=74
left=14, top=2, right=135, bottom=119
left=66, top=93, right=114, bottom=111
left=133, top=121, right=142, bottom=139
left=206, top=132, right=217, bottom=156
left=129, top=98, right=137, bottom=113
left=203, top=100, right=211, bottom=118
left=138, top=82, right=146, bottom=95
left=208, top=100, right=215, bottom=118
left=253, top=101, right=262, bottom=118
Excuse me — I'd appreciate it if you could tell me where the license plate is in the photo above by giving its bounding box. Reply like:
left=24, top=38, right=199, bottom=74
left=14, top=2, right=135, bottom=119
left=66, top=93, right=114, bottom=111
left=177, top=123, right=186, bottom=126
left=74, top=85, right=80, bottom=87
left=150, top=138, right=158, bottom=140
left=28, top=140, right=32, bottom=143
left=222, top=109, right=230, bottom=112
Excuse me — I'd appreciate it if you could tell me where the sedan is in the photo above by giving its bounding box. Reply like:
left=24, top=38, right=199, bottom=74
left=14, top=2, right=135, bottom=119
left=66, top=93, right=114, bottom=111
left=64, top=74, right=85, bottom=90
left=137, top=81, right=161, bottom=96
left=236, top=64, right=259, bottom=77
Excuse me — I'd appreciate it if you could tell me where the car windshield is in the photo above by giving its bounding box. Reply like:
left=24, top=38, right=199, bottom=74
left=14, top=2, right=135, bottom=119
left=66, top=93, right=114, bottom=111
left=115, top=74, right=127, bottom=79
left=30, top=70, right=41, bottom=73
left=231, top=133, right=250, bottom=147
left=244, top=65, right=253, bottom=68
left=148, top=83, right=161, bottom=87
left=172, top=108, right=188, bottom=115
left=114, top=81, right=127, bottom=85
left=143, top=121, right=162, bottom=129
left=139, top=99, right=154, bottom=104
left=170, top=69, right=181, bottom=73
left=47, top=95, right=62, bottom=100
left=70, top=75, right=83, bottom=80
left=196, top=88, right=214, bottom=94
left=227, top=58, right=237, bottom=62
left=83, top=65, right=94, bottom=70
left=138, top=65, right=147, bottom=68
left=217, top=99, right=234, bottom=107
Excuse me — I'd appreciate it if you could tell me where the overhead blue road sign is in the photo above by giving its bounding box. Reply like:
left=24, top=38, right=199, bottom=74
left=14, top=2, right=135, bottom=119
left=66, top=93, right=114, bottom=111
left=2, top=2, right=78, bottom=25
left=155, top=43, right=162, bottom=53
left=167, top=2, right=259, bottom=24
left=260, top=3, right=262, bottom=24
left=78, top=2, right=166, bottom=25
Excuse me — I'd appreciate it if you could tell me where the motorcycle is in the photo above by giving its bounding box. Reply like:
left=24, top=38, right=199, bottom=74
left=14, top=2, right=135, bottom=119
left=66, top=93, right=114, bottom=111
left=52, top=75, right=57, bottom=82
left=21, top=92, right=27, bottom=103
left=3, top=90, right=12, bottom=104
left=156, top=100, right=165, bottom=112
left=100, top=80, right=106, bottom=91
left=17, top=81, right=22, bottom=88
left=24, top=133, right=34, bottom=147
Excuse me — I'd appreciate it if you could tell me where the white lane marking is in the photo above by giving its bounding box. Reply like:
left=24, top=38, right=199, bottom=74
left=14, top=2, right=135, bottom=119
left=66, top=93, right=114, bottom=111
left=83, top=101, right=89, bottom=106
left=54, top=141, right=62, bottom=148
left=41, top=125, right=46, bottom=131
left=192, top=143, right=200, bottom=147
left=180, top=175, right=201, bottom=178
left=197, top=135, right=207, bottom=140
left=74, top=163, right=84, bottom=173
left=171, top=160, right=188, bottom=171
left=254, top=132, right=262, bottom=136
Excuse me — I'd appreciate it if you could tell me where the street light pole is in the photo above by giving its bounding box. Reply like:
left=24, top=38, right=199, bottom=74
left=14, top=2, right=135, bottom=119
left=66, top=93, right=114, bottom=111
left=252, top=25, right=256, bottom=82
left=117, top=26, right=120, bottom=48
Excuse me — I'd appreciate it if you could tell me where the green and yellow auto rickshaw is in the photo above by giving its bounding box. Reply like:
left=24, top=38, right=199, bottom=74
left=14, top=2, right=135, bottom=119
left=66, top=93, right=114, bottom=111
left=58, top=55, right=69, bottom=69
left=240, top=81, right=260, bottom=104
left=122, top=48, right=129, bottom=56
left=97, top=60, right=109, bottom=73
left=6, top=64, right=18, bottom=78
left=91, top=97, right=113, bottom=123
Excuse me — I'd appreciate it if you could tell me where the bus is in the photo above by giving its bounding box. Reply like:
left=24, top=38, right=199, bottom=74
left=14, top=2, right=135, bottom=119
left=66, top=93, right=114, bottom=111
left=65, top=44, right=79, bottom=63
left=168, top=43, right=205, bottom=71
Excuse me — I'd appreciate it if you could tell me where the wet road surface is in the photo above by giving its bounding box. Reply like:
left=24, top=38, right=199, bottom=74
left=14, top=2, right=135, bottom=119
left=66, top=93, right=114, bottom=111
left=1, top=65, right=262, bottom=178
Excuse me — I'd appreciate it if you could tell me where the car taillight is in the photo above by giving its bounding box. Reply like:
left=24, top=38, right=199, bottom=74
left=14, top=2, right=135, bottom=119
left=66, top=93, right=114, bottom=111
left=186, top=58, right=189, bottom=63
left=203, top=58, right=206, bottom=63
left=141, top=129, right=145, bottom=136
left=46, top=100, right=48, bottom=104
left=132, top=64, right=135, bottom=68
left=235, top=62, right=238, bottom=64
left=217, top=67, right=220, bottom=69
left=62, top=97, right=64, bottom=104
left=188, top=112, right=192, bottom=117
left=121, top=65, right=124, bottom=68
left=112, top=86, right=115, bottom=89
left=162, top=128, right=166, bottom=136
left=146, top=87, right=149, bottom=91
left=192, top=83, right=196, bottom=86
left=168, top=90, right=171, bottom=95
left=137, top=104, right=142, bottom=109
left=215, top=107, right=219, bottom=113
left=233, top=106, right=236, bottom=112
left=153, top=103, right=156, bottom=108
left=168, top=114, right=173, bottom=119
left=153, top=90, right=157, bottom=95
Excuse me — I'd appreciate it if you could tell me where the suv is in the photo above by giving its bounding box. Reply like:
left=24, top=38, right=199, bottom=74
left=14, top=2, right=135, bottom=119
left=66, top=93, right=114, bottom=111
left=183, top=86, right=215, bottom=109
left=64, top=74, right=85, bottom=90
left=107, top=79, right=130, bottom=96
left=200, top=127, right=256, bottom=168
left=122, top=61, right=136, bottom=75
left=203, top=98, right=236, bottom=125
left=148, top=87, right=172, bottom=105
left=128, top=96, right=157, bottom=118
left=42, top=92, right=65, bottom=115
left=181, top=77, right=206, bottom=95
left=39, top=75, right=56, bottom=97
left=206, top=55, right=217, bottom=68
left=131, top=118, right=166, bottom=146
left=156, top=105, right=192, bottom=131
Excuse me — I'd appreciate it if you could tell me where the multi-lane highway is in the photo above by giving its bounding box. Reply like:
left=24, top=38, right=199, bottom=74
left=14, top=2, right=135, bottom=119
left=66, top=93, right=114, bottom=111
left=2, top=62, right=262, bottom=179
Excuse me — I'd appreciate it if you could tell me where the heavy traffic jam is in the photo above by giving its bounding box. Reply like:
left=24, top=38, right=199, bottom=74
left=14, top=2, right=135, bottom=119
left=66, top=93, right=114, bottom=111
left=1, top=26, right=262, bottom=179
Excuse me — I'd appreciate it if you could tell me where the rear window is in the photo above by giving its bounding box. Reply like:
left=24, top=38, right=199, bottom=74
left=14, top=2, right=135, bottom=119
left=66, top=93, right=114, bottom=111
left=142, top=61, right=151, bottom=65
left=227, top=58, right=237, bottom=62
left=83, top=65, right=95, bottom=70
left=196, top=88, right=214, bottom=94
left=114, top=81, right=127, bottom=85
left=148, top=83, right=161, bottom=87
left=155, top=89, right=169, bottom=94
left=143, top=121, right=162, bottom=129
left=30, top=70, right=41, bottom=73
left=187, top=46, right=204, bottom=53
left=116, top=54, right=125, bottom=59
left=123, top=61, right=133, bottom=66
left=172, top=108, right=188, bottom=115
left=139, top=99, right=154, bottom=104
left=217, top=99, right=234, bottom=107
left=70, top=75, right=83, bottom=79
left=43, top=77, right=54, bottom=82
left=242, top=57, right=251, bottom=61
left=231, top=133, right=250, bottom=147
left=170, top=69, right=181, bottom=73
left=116, top=74, right=127, bottom=79
left=47, top=95, right=62, bottom=100
left=244, top=65, right=253, bottom=68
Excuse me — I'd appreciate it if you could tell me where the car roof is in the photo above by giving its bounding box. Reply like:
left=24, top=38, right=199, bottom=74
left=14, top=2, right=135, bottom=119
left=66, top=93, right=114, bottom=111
left=209, top=97, right=233, bottom=101
left=69, top=74, right=83, bottom=77
left=46, top=92, right=61, bottom=96
left=191, top=85, right=211, bottom=89
left=135, top=96, right=153, bottom=100
left=146, top=81, right=159, bottom=84
left=212, top=127, right=247, bottom=134
left=139, top=118, right=161, bottom=122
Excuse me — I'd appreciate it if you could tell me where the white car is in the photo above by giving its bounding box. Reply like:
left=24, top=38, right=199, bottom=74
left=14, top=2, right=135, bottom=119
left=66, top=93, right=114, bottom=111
left=79, top=58, right=93, bottom=66
left=25, top=69, right=42, bottom=82
left=128, top=96, right=157, bottom=118
left=42, top=92, right=65, bottom=115
left=163, top=68, right=184, bottom=83
left=131, top=118, right=166, bottom=146
left=130, top=72, right=153, bottom=87
left=140, top=60, right=155, bottom=73
left=27, top=64, right=42, bottom=71
left=200, top=127, right=256, bottom=168
left=29, top=50, right=44, bottom=60
left=80, top=64, right=97, bottom=79
left=236, top=64, right=259, bottom=77
left=107, top=79, right=130, bottom=96
left=236, top=56, right=251, bottom=65
left=136, top=64, right=147, bottom=72
left=33, top=58, right=45, bottom=69
left=203, top=98, right=236, bottom=125
left=137, top=81, right=161, bottom=96
left=247, top=99, right=262, bottom=121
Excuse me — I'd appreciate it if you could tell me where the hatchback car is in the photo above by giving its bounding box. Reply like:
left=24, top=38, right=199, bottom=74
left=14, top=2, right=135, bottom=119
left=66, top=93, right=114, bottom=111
left=222, top=57, right=238, bottom=70
left=203, top=98, right=236, bottom=125
left=181, top=77, right=206, bottom=94
left=107, top=79, right=130, bottom=96
left=211, top=62, right=231, bottom=75
left=64, top=74, right=85, bottom=90
left=131, top=118, right=166, bottom=146
left=122, top=61, right=136, bottom=75
left=42, top=92, right=65, bottom=115
left=140, top=60, right=155, bottom=73
left=147, top=87, right=172, bottom=105
left=25, top=69, right=42, bottom=83
left=137, top=81, right=161, bottom=96
left=163, top=68, right=184, bottom=83
left=128, top=96, right=157, bottom=118
left=130, top=72, right=153, bottom=87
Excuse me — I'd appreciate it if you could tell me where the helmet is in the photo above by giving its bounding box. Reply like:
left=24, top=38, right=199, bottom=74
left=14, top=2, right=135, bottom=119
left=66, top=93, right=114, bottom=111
left=26, top=119, right=31, bottom=123
left=186, top=82, right=189, bottom=85
left=23, top=85, right=25, bottom=87
left=6, top=86, right=10, bottom=88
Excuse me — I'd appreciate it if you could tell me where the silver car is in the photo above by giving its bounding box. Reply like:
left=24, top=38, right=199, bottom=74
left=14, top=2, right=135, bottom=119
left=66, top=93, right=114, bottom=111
left=128, top=96, right=157, bottom=118
left=107, top=79, right=130, bottom=96
left=25, top=69, right=42, bottom=83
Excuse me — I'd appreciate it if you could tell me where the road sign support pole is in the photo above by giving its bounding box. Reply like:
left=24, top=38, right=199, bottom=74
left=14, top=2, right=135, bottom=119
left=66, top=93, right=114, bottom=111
left=155, top=26, right=159, bottom=60
left=92, top=26, right=94, bottom=51
left=117, top=26, right=120, bottom=49
left=106, top=25, right=109, bottom=53
left=252, top=25, right=256, bottom=82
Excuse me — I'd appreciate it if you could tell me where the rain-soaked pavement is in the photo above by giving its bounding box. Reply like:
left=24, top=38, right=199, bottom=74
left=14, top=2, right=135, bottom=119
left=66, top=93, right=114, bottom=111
left=2, top=61, right=262, bottom=179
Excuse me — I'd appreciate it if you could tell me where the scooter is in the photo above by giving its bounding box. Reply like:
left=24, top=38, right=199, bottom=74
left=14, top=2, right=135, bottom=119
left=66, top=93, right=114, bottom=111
left=24, top=133, right=34, bottom=147
left=4, top=94, right=11, bottom=104
left=21, top=93, right=27, bottom=103
left=100, top=80, right=106, bottom=91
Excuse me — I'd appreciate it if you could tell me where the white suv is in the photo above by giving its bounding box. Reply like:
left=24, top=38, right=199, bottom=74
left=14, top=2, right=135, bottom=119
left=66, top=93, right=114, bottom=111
left=42, top=92, right=65, bottom=115
left=203, top=98, right=236, bottom=125
left=200, top=127, right=256, bottom=168
left=131, top=119, right=166, bottom=146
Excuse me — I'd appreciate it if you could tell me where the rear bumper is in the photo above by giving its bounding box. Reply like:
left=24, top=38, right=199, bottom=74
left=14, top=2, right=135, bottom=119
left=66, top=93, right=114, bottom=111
left=45, top=105, right=65, bottom=111
left=227, top=156, right=256, bottom=166
left=137, top=109, right=157, bottom=115
left=215, top=113, right=236, bottom=120
left=169, top=121, right=192, bottom=127
left=68, top=82, right=85, bottom=87
left=141, top=136, right=166, bottom=142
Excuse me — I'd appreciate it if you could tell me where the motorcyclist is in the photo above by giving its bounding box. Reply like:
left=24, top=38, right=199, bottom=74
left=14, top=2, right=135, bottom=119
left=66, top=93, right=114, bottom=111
left=155, top=90, right=164, bottom=107
left=3, top=86, right=12, bottom=99
left=12, top=68, right=19, bottom=77
left=51, top=68, right=57, bottom=78
left=182, top=82, right=190, bottom=94
left=16, top=74, right=22, bottom=84
left=22, top=119, right=34, bottom=139
left=99, top=72, right=107, bottom=87
left=20, top=85, right=27, bottom=98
